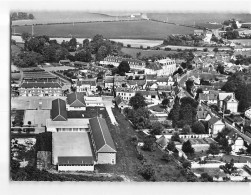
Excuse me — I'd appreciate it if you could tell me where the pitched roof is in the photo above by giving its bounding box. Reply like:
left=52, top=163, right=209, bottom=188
left=197, top=111, right=210, bottom=119
left=136, top=90, right=158, bottom=96
left=208, top=116, right=222, bottom=126
left=114, top=95, right=125, bottom=106
left=145, top=74, right=157, bottom=80
left=127, top=80, right=146, bottom=86
left=218, top=92, right=234, bottom=101
left=89, top=117, right=116, bottom=153
left=58, top=156, right=94, bottom=165
left=77, top=80, right=96, bottom=86
left=67, top=92, right=86, bottom=107
left=157, top=76, right=169, bottom=83
left=156, top=135, right=168, bottom=148
left=51, top=98, right=67, bottom=121
left=20, top=82, right=62, bottom=88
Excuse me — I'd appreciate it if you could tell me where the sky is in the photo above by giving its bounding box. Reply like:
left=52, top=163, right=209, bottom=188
left=3, top=0, right=251, bottom=13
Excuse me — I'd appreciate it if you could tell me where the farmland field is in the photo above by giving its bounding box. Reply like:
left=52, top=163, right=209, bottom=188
left=121, top=47, right=178, bottom=58
left=14, top=20, right=195, bottom=40
left=12, top=11, right=135, bottom=26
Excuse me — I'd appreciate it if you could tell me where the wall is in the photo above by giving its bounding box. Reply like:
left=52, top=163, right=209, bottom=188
left=58, top=165, right=94, bottom=171
left=97, top=153, right=116, bottom=164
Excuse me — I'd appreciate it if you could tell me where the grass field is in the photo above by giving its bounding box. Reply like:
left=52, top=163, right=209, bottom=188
left=231, top=39, right=251, bottom=46
left=12, top=12, right=133, bottom=26
left=14, top=20, right=195, bottom=40
left=121, top=47, right=178, bottom=58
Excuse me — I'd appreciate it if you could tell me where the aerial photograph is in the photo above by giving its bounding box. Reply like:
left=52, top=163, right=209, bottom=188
left=9, top=0, right=251, bottom=183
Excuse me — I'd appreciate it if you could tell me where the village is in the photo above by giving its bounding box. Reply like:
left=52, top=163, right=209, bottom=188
left=10, top=12, right=251, bottom=182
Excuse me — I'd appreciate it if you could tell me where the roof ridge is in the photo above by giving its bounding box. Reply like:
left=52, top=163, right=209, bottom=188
left=97, top=117, right=107, bottom=146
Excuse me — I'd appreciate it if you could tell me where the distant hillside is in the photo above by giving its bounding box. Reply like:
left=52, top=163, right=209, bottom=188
left=12, top=11, right=134, bottom=26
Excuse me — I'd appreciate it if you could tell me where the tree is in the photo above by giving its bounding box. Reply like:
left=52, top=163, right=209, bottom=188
left=185, top=79, right=194, bottom=95
left=142, top=135, right=156, bottom=152
left=203, top=48, right=208, bottom=52
left=192, top=121, right=206, bottom=134
left=20, top=121, right=23, bottom=127
left=14, top=51, right=44, bottom=67
left=75, top=49, right=92, bottom=62
left=171, top=132, right=180, bottom=142
left=42, top=45, right=57, bottom=62
left=213, top=47, right=219, bottom=52
left=207, top=143, right=220, bottom=155
left=96, top=45, right=108, bottom=61
left=181, top=62, right=187, bottom=69
left=216, top=64, right=224, bottom=74
left=150, top=122, right=164, bottom=135
left=182, top=161, right=191, bottom=169
left=136, top=52, right=141, bottom=59
left=129, top=93, right=146, bottom=110
left=117, top=60, right=130, bottom=76
left=28, top=13, right=34, bottom=19
left=68, top=38, right=77, bottom=51
left=182, top=140, right=195, bottom=154
left=162, top=99, right=170, bottom=108
left=182, top=124, right=191, bottom=134
left=28, top=121, right=31, bottom=127
left=168, top=97, right=180, bottom=127
left=246, top=144, right=251, bottom=154
left=12, top=121, right=16, bottom=127
left=195, top=88, right=203, bottom=101
left=167, top=141, right=176, bottom=152
left=200, top=172, right=213, bottom=182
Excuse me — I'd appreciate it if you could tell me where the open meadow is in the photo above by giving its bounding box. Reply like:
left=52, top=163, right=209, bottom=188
left=121, top=47, right=178, bottom=58
left=14, top=20, right=195, bottom=40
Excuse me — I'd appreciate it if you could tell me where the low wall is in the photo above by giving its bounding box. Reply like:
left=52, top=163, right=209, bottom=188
left=192, top=162, right=247, bottom=169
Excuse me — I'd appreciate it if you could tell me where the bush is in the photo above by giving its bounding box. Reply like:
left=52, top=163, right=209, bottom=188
left=200, top=172, right=213, bottom=182
left=161, top=154, right=171, bottom=162
left=182, top=161, right=191, bottom=169
left=127, top=44, right=131, bottom=48
left=138, top=164, right=156, bottom=181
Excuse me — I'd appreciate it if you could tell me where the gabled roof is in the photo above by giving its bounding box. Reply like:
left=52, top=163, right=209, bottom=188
left=208, top=116, right=222, bottom=126
left=89, top=117, right=116, bottom=153
left=157, top=76, right=169, bottom=83
left=218, top=92, right=234, bottom=101
left=77, top=80, right=96, bottom=86
left=58, top=156, right=94, bottom=165
left=114, top=95, right=125, bottom=106
left=223, top=95, right=238, bottom=102
left=197, top=111, right=211, bottom=119
left=51, top=98, right=67, bottom=121
left=67, top=92, right=86, bottom=107
left=136, top=90, right=158, bottom=96
left=20, top=82, right=62, bottom=89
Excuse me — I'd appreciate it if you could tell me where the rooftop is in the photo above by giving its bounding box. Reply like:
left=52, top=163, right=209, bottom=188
left=89, top=117, right=116, bottom=153
left=20, top=82, right=62, bottom=89
left=52, top=132, right=93, bottom=164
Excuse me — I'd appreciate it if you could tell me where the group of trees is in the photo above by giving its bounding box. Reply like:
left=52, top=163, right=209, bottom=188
left=221, top=72, right=250, bottom=112
left=232, top=54, right=251, bottom=66
left=11, top=12, right=34, bottom=20
left=214, top=128, right=232, bottom=154
left=13, top=33, right=123, bottom=68
left=163, top=34, right=203, bottom=47
left=168, top=97, right=198, bottom=128
left=112, top=61, right=130, bottom=76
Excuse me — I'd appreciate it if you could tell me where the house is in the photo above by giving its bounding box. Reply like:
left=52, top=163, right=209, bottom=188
left=127, top=79, right=146, bottom=90
left=52, top=132, right=94, bottom=171
left=114, top=76, right=127, bottom=88
left=145, top=74, right=157, bottom=82
left=104, top=76, right=114, bottom=92
left=198, top=93, right=218, bottom=104
left=66, top=92, right=86, bottom=111
left=156, top=76, right=169, bottom=86
left=144, top=81, right=158, bottom=90
left=22, top=71, right=59, bottom=83
left=197, top=110, right=212, bottom=121
left=114, top=95, right=127, bottom=110
left=222, top=95, right=239, bottom=113
left=136, top=90, right=159, bottom=101
left=145, top=58, right=177, bottom=76
left=208, top=117, right=225, bottom=135
left=89, top=117, right=117, bottom=164
left=194, top=29, right=204, bottom=36
left=99, top=55, right=146, bottom=69
left=76, top=79, right=97, bottom=92
left=226, top=129, right=245, bottom=153
left=218, top=92, right=235, bottom=110
left=19, top=82, right=62, bottom=97
left=59, top=59, right=71, bottom=66
left=156, top=135, right=168, bottom=149
left=116, top=87, right=135, bottom=101
left=245, top=107, right=251, bottom=120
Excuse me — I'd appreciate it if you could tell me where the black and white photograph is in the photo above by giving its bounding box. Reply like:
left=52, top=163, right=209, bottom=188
left=4, top=0, right=251, bottom=190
